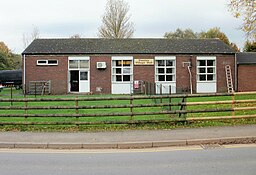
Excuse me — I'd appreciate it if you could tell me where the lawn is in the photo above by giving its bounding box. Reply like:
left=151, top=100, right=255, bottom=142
left=0, top=87, right=255, bottom=131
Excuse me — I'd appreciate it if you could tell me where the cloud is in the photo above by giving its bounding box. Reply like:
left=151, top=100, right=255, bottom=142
left=0, top=0, right=245, bottom=53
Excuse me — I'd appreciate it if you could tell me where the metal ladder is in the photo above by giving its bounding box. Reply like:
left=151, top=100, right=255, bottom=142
left=225, top=65, right=234, bottom=93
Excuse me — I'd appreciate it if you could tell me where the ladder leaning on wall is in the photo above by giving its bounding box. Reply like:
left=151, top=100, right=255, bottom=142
left=225, top=65, right=234, bottom=93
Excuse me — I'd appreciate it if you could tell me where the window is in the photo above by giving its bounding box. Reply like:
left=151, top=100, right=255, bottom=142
left=80, top=71, right=88, bottom=80
left=69, top=60, right=89, bottom=69
left=197, top=57, right=216, bottom=82
left=37, top=60, right=58, bottom=66
left=155, top=58, right=175, bottom=82
left=112, top=58, right=133, bottom=82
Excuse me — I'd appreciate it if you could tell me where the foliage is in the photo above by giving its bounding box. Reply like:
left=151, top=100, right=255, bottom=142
left=228, top=0, right=256, bottom=41
left=0, top=41, right=21, bottom=70
left=98, top=0, right=134, bottom=38
left=0, top=53, right=9, bottom=70
left=164, top=27, right=240, bottom=51
left=243, top=41, right=256, bottom=52
left=70, top=34, right=81, bottom=39
left=199, top=27, right=230, bottom=45
left=164, top=28, right=198, bottom=39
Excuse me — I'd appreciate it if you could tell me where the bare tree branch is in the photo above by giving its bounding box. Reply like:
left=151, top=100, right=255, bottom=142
left=23, top=26, right=40, bottom=48
left=98, top=0, right=134, bottom=38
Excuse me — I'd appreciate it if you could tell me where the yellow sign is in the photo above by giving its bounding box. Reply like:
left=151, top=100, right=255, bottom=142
left=134, top=59, right=154, bottom=65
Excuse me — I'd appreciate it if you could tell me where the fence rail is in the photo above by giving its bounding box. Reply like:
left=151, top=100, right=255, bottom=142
left=0, top=91, right=256, bottom=126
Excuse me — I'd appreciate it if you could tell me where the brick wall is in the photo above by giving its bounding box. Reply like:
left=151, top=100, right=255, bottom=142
left=24, top=55, right=68, bottom=94
left=238, top=65, right=256, bottom=92
left=90, top=56, right=111, bottom=94
left=176, top=55, right=196, bottom=93
left=23, top=54, right=235, bottom=94
left=133, top=55, right=155, bottom=83
left=216, top=55, right=235, bottom=92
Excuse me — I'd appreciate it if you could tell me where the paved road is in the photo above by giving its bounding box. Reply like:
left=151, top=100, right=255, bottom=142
left=0, top=145, right=255, bottom=175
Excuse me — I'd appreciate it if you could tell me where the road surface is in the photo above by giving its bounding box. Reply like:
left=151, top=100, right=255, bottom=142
left=0, top=145, right=255, bottom=175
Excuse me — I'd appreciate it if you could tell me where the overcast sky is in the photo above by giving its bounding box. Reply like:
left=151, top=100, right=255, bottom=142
left=0, top=0, right=244, bottom=54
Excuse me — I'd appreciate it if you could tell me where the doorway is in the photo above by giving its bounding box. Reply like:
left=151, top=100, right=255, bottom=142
left=70, top=70, right=79, bottom=92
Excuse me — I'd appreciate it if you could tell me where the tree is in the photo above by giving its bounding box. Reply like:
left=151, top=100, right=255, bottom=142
left=164, top=27, right=240, bottom=51
left=0, top=53, right=9, bottom=70
left=98, top=0, right=134, bottom=38
left=70, top=34, right=81, bottom=39
left=199, top=27, right=230, bottom=45
left=164, top=28, right=198, bottom=39
left=199, top=27, right=239, bottom=51
left=228, top=0, right=256, bottom=41
left=0, top=41, right=12, bottom=57
left=23, top=26, right=40, bottom=48
left=0, top=41, right=21, bottom=70
left=244, top=41, right=256, bottom=52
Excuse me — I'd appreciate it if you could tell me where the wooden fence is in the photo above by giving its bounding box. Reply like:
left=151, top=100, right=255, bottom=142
left=0, top=92, right=256, bottom=126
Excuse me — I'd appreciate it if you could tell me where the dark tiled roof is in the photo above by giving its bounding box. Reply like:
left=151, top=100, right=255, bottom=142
left=22, top=38, right=235, bottom=55
left=237, top=52, right=256, bottom=64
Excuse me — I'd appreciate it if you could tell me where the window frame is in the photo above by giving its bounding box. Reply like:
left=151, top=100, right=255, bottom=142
left=155, top=56, right=176, bottom=82
left=37, top=60, right=58, bottom=66
left=197, top=56, right=216, bottom=82
left=112, top=56, right=133, bottom=83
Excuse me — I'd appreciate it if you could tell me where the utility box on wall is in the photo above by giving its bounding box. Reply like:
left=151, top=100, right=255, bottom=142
left=96, top=62, right=107, bottom=69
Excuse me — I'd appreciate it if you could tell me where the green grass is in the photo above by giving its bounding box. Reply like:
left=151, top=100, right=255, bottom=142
left=0, top=87, right=255, bottom=131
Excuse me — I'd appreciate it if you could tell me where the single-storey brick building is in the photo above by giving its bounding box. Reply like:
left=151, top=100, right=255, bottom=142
left=22, top=38, right=236, bottom=94
left=237, top=52, right=256, bottom=92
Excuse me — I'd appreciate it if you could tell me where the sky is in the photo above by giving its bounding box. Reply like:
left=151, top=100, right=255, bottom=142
left=0, top=0, right=245, bottom=54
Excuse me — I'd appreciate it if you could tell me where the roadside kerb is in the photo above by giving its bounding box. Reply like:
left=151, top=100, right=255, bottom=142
left=0, top=136, right=255, bottom=149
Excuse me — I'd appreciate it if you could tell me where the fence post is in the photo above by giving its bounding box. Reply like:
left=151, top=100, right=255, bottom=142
left=10, top=85, right=13, bottom=106
left=34, top=82, right=37, bottom=98
left=179, top=96, right=187, bottom=118
left=25, top=99, right=28, bottom=119
left=232, top=93, right=235, bottom=117
left=160, top=84, right=163, bottom=103
left=169, top=85, right=172, bottom=111
left=75, top=96, right=79, bottom=119
left=130, top=94, right=134, bottom=121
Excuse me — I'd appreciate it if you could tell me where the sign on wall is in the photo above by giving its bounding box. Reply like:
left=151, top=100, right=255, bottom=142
left=134, top=59, right=154, bottom=65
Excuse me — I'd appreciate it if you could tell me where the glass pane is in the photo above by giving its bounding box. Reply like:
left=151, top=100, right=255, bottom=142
left=115, top=68, right=122, bottom=74
left=123, top=68, right=131, bottom=74
left=199, top=68, right=206, bottom=73
left=38, top=60, right=47, bottom=64
left=116, top=60, right=122, bottom=66
left=48, top=60, right=58, bottom=64
left=80, top=60, right=89, bottom=68
left=166, top=75, right=173, bottom=81
left=166, top=68, right=173, bottom=73
left=123, top=60, right=131, bottom=67
left=157, top=60, right=165, bottom=66
left=69, top=60, right=78, bottom=68
left=123, top=75, right=130, bottom=81
left=166, top=60, right=173, bottom=66
left=198, top=60, right=206, bottom=66
left=207, top=60, right=215, bottom=66
left=158, top=68, right=165, bottom=73
left=199, top=75, right=206, bottom=81
left=158, top=75, right=165, bottom=81
left=207, top=74, right=215, bottom=81
left=80, top=72, right=88, bottom=80
left=207, top=68, right=214, bottom=73
left=116, top=75, right=122, bottom=81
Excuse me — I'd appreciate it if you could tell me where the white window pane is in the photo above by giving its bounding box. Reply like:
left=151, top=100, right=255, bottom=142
left=69, top=60, right=78, bottom=68
left=123, top=68, right=131, bottom=74
left=80, top=72, right=88, bottom=80
left=80, top=60, right=89, bottom=68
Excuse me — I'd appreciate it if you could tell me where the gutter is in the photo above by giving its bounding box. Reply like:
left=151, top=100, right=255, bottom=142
left=23, top=54, right=26, bottom=94
left=234, top=53, right=237, bottom=92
